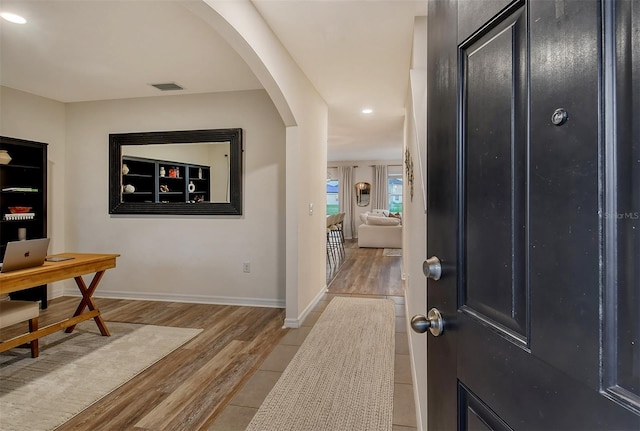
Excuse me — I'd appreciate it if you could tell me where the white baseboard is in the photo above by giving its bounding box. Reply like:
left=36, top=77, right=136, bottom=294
left=283, top=284, right=327, bottom=328
left=405, top=280, right=425, bottom=431
left=283, top=317, right=300, bottom=328
left=62, top=287, right=285, bottom=308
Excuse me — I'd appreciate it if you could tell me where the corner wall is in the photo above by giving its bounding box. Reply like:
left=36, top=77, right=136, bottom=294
left=201, top=0, right=329, bottom=326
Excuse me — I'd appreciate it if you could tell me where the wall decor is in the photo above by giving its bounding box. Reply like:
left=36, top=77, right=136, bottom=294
left=109, top=128, right=243, bottom=215
left=405, top=148, right=414, bottom=202
left=355, top=182, right=371, bottom=207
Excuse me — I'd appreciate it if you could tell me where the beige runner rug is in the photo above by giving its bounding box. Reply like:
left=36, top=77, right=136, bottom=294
left=247, top=296, right=395, bottom=431
left=0, top=321, right=201, bottom=431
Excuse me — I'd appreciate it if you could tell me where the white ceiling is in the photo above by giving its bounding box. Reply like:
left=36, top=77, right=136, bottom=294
left=0, top=0, right=426, bottom=161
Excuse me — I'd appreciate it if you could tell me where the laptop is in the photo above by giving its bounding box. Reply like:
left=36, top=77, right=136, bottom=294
left=0, top=238, right=50, bottom=273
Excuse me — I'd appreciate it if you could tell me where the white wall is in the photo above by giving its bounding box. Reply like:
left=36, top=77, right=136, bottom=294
left=201, top=0, right=329, bottom=327
left=404, top=16, right=428, bottom=431
left=64, top=89, right=286, bottom=306
left=0, top=86, right=68, bottom=296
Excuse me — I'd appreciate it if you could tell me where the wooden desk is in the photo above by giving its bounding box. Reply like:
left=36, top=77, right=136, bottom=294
left=0, top=253, right=119, bottom=354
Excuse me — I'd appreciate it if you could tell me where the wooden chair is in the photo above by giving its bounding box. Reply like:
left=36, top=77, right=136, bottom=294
left=327, top=213, right=345, bottom=260
left=0, top=300, right=40, bottom=358
left=335, top=212, right=346, bottom=245
left=327, top=214, right=337, bottom=267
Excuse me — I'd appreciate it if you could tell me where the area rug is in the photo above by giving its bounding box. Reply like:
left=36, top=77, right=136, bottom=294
left=247, top=296, right=395, bottom=431
left=383, top=248, right=402, bottom=257
left=0, top=321, right=202, bottom=431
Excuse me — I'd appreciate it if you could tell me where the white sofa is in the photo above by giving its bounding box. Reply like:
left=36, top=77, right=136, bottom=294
left=357, top=211, right=402, bottom=248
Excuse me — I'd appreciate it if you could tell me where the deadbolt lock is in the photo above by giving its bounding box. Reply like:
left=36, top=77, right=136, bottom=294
left=423, top=256, right=442, bottom=280
left=551, top=108, right=568, bottom=126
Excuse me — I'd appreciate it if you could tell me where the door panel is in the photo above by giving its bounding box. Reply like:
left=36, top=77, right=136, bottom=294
left=459, top=384, right=512, bottom=431
left=460, top=3, right=528, bottom=344
left=458, top=0, right=512, bottom=44
left=605, top=0, right=640, bottom=413
left=529, top=0, right=602, bottom=391
left=425, top=0, right=640, bottom=429
left=459, top=320, right=639, bottom=429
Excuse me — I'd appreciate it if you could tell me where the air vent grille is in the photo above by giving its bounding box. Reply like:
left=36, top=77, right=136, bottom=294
left=150, top=82, right=184, bottom=91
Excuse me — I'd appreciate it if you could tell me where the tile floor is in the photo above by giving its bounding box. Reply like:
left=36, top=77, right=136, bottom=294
left=209, top=292, right=417, bottom=430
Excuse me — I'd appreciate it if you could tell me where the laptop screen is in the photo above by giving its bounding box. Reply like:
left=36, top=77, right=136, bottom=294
left=0, top=238, right=50, bottom=273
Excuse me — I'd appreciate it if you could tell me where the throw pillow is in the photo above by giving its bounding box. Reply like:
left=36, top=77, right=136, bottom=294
left=372, top=209, right=390, bottom=217
left=366, top=215, right=401, bottom=226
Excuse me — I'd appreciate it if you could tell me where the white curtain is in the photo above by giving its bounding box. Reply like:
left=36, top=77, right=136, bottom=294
left=338, top=166, right=355, bottom=238
left=371, top=165, right=388, bottom=210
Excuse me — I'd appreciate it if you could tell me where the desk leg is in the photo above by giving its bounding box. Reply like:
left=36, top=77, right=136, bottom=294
left=64, top=271, right=110, bottom=336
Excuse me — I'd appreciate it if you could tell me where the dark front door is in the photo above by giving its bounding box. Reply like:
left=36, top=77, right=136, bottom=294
left=423, top=0, right=640, bottom=429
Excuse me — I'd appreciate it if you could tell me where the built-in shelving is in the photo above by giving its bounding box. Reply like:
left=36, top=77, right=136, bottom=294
left=121, top=156, right=210, bottom=204
left=0, top=136, right=48, bottom=308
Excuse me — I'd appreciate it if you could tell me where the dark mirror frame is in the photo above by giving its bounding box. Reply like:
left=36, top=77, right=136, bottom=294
left=109, top=128, right=243, bottom=215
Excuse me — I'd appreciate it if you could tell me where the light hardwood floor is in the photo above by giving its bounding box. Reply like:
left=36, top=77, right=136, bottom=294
left=327, top=240, right=403, bottom=296
left=2, top=240, right=415, bottom=430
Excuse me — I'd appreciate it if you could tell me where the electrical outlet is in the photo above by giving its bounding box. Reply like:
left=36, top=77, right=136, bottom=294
left=242, top=262, right=251, bottom=273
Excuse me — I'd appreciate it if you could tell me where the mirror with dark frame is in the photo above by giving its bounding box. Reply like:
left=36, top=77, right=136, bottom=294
left=109, top=128, right=243, bottom=215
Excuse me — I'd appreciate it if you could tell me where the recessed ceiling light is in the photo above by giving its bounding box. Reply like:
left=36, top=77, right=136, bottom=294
left=1, top=12, right=27, bottom=24
left=361, top=108, right=373, bottom=114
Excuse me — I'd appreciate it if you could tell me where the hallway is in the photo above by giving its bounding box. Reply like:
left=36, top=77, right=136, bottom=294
left=212, top=240, right=415, bottom=429
left=327, top=240, right=403, bottom=296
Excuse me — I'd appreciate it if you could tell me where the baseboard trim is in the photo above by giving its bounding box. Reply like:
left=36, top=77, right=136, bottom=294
left=62, top=288, right=285, bottom=309
left=404, top=280, right=424, bottom=431
left=283, top=317, right=299, bottom=328
left=283, top=284, right=327, bottom=328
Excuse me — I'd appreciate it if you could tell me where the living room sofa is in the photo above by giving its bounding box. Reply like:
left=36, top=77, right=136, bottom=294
left=357, top=211, right=402, bottom=248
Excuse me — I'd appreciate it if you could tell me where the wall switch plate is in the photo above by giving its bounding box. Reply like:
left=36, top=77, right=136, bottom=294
left=309, top=203, right=314, bottom=215
left=243, top=262, right=251, bottom=273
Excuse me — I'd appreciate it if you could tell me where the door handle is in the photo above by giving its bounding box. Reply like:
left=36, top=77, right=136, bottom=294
left=410, top=308, right=444, bottom=336
left=423, top=256, right=442, bottom=280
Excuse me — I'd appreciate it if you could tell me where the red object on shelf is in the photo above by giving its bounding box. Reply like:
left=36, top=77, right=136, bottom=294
left=8, top=206, right=32, bottom=214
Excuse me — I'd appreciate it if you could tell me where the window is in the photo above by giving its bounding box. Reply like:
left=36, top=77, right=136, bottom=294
left=388, top=174, right=403, bottom=214
left=327, top=179, right=339, bottom=215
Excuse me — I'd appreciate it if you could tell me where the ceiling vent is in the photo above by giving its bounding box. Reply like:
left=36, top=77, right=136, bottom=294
left=150, top=82, right=184, bottom=91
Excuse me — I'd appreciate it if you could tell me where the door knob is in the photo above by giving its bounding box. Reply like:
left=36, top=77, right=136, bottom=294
left=423, top=256, right=442, bottom=280
left=411, top=308, right=444, bottom=336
